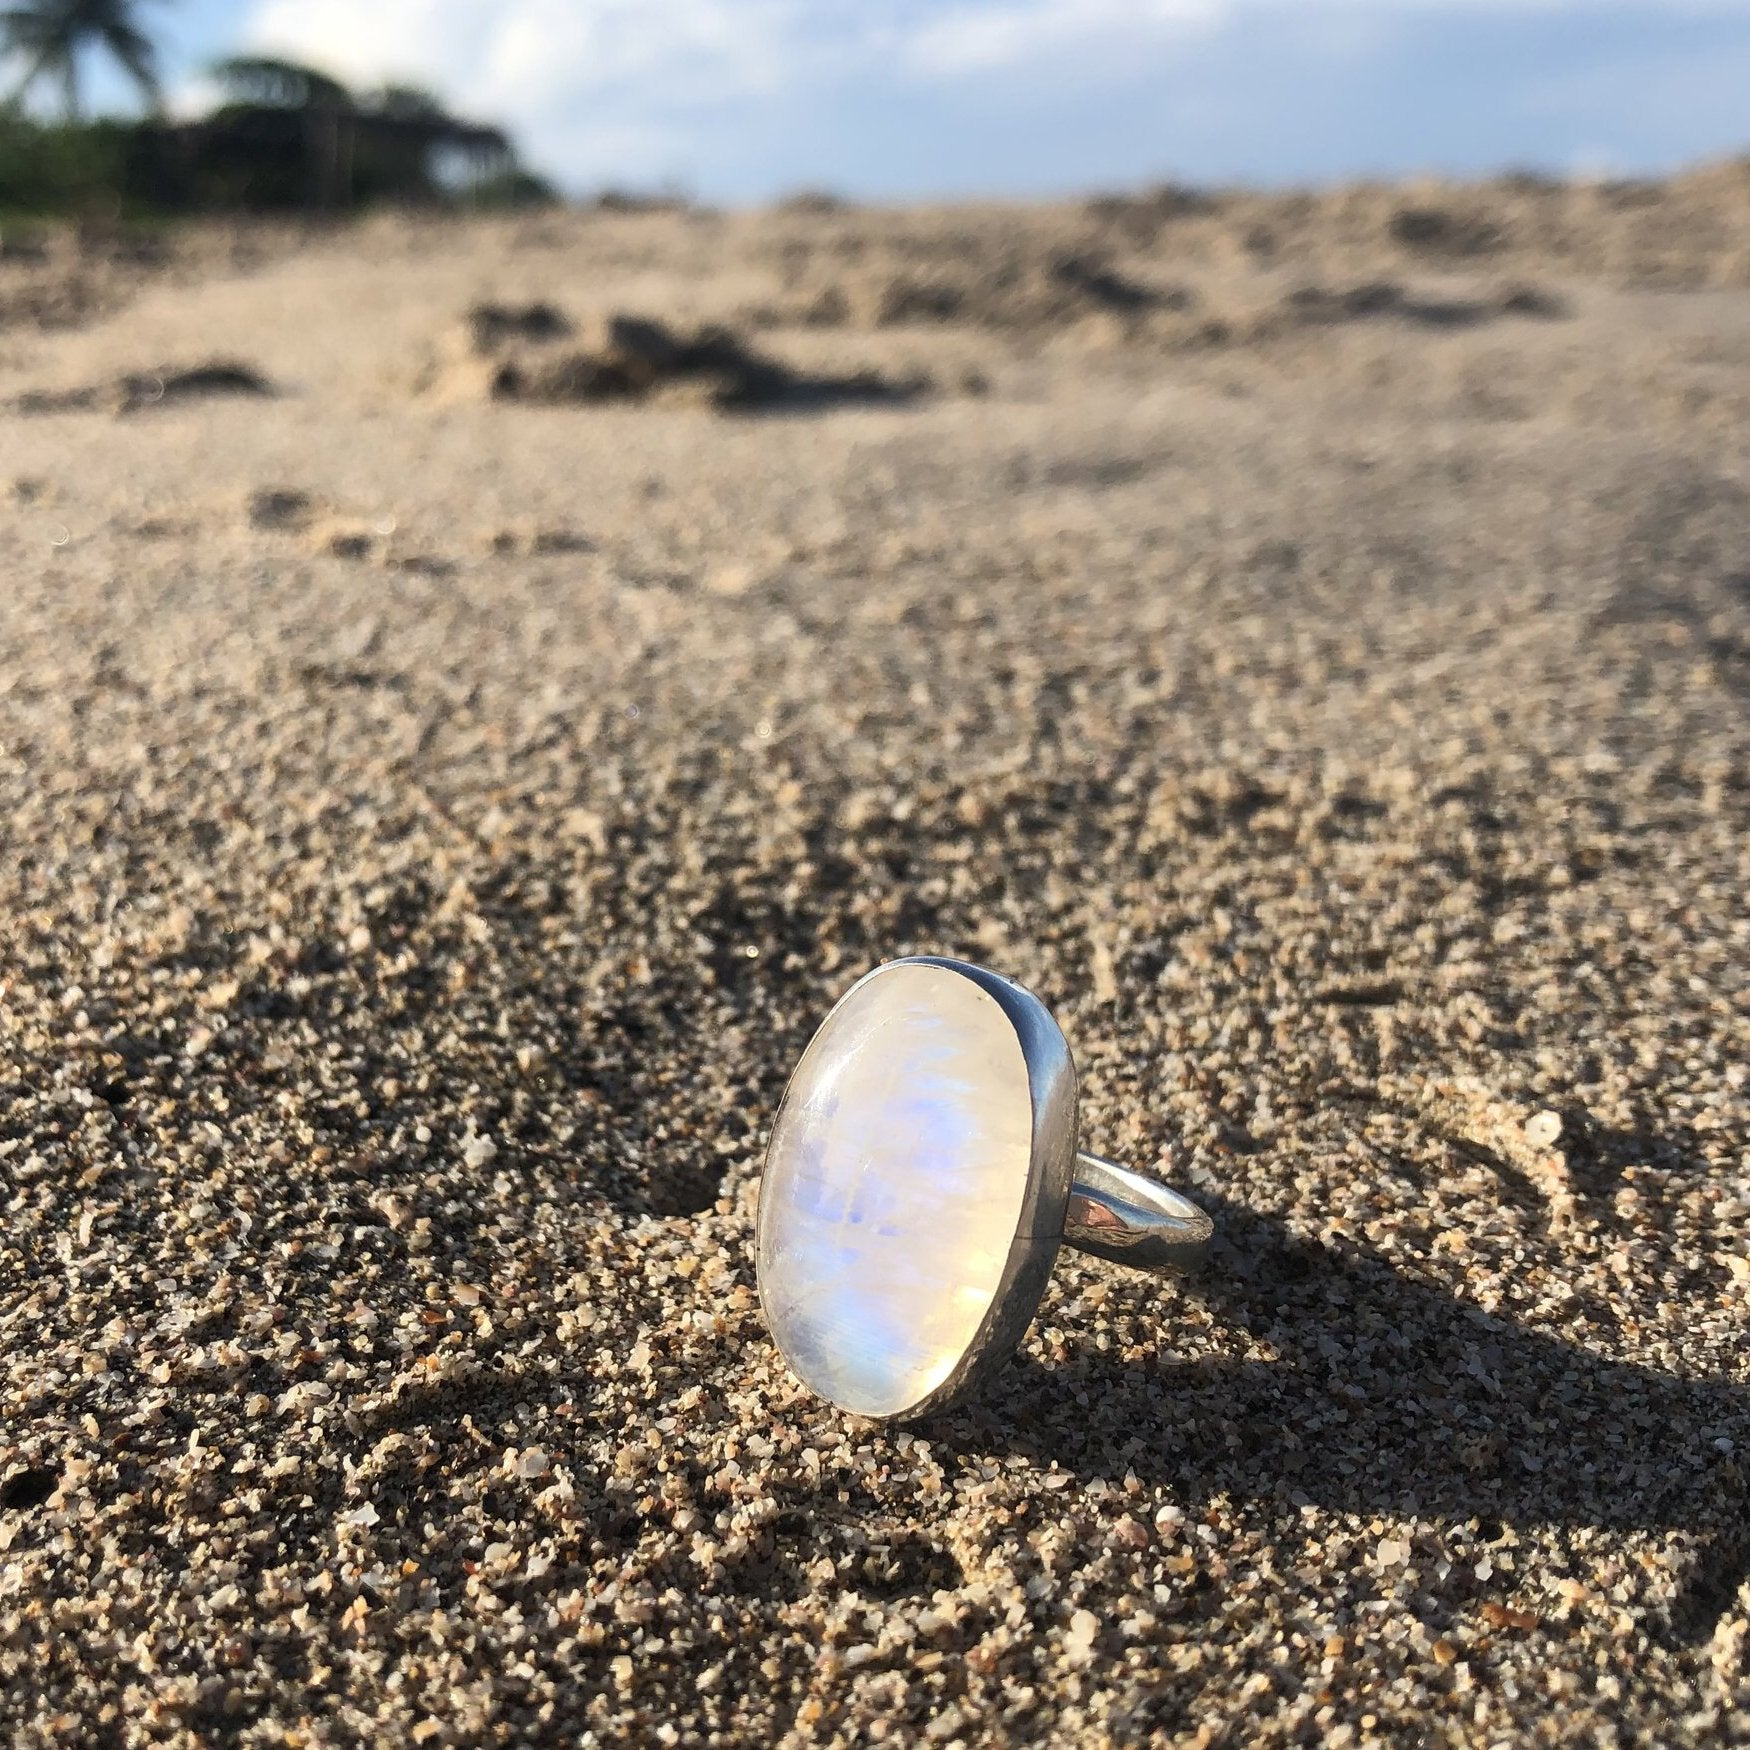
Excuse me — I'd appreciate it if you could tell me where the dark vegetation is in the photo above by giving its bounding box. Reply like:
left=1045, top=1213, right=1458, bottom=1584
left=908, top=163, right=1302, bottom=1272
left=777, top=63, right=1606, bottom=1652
left=1, top=4, right=554, bottom=219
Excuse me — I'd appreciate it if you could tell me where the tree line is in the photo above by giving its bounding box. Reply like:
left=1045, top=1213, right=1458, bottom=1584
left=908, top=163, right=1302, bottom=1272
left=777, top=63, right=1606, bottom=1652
left=1, top=3, right=553, bottom=215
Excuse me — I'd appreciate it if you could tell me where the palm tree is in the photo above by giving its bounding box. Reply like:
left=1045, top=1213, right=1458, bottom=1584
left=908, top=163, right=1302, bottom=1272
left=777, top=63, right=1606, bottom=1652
left=0, top=0, right=165, bottom=120
left=208, top=55, right=356, bottom=208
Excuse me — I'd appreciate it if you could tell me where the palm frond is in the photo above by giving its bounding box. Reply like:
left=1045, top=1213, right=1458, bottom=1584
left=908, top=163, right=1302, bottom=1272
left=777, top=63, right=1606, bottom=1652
left=0, top=0, right=166, bottom=116
left=100, top=17, right=158, bottom=104
left=1, top=12, right=57, bottom=44
left=6, top=41, right=66, bottom=108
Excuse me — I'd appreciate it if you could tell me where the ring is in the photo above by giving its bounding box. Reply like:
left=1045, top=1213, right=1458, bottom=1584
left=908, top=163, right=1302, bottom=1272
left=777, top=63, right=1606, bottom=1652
left=755, top=956, right=1214, bottom=1420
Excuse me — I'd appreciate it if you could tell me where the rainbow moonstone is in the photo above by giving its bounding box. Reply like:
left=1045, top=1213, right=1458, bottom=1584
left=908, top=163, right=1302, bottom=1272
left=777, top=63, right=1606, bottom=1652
left=756, top=961, right=1040, bottom=1418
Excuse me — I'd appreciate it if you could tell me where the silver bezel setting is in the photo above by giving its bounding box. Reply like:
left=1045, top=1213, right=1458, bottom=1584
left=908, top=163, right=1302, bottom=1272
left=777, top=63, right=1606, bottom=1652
left=756, top=955, right=1079, bottom=1422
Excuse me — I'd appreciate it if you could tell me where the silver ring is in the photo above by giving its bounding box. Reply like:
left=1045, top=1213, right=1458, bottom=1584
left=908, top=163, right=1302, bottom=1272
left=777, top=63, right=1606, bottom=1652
left=755, top=956, right=1214, bottom=1420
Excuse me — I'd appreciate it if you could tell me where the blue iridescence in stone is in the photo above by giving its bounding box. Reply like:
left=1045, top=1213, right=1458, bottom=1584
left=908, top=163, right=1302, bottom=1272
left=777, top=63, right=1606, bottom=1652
left=757, top=963, right=1035, bottom=1417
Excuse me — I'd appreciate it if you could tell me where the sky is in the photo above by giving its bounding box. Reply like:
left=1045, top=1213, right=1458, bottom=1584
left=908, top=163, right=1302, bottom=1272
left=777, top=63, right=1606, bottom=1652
left=65, top=0, right=1750, bottom=203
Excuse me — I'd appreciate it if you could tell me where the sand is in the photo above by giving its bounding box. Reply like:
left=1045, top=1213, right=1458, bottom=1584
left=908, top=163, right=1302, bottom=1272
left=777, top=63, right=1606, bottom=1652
left=2, top=170, right=1748, bottom=1746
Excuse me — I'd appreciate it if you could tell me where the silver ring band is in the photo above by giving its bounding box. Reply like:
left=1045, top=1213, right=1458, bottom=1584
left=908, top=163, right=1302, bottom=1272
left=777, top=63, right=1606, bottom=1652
left=1063, top=1151, right=1214, bottom=1272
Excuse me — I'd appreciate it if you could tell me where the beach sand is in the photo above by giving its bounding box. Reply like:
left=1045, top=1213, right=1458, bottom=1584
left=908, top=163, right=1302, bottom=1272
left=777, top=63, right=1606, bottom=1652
left=2, top=172, right=1748, bottom=1744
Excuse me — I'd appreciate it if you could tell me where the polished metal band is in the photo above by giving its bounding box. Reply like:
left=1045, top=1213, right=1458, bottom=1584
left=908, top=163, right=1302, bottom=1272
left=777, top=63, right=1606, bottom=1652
left=1063, top=1151, right=1214, bottom=1272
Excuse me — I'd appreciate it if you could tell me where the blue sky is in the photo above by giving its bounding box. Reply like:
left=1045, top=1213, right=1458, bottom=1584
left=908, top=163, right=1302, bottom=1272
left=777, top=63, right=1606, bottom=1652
left=61, top=1, right=1750, bottom=202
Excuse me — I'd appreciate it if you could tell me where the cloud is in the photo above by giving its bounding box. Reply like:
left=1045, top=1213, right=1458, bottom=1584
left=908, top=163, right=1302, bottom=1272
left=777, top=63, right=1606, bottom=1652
left=244, top=0, right=849, bottom=113
left=244, top=0, right=497, bottom=99
left=903, top=0, right=1225, bottom=78
left=240, top=0, right=1750, bottom=113
left=903, top=0, right=1750, bottom=78
left=230, top=0, right=1750, bottom=197
left=241, top=0, right=856, bottom=185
